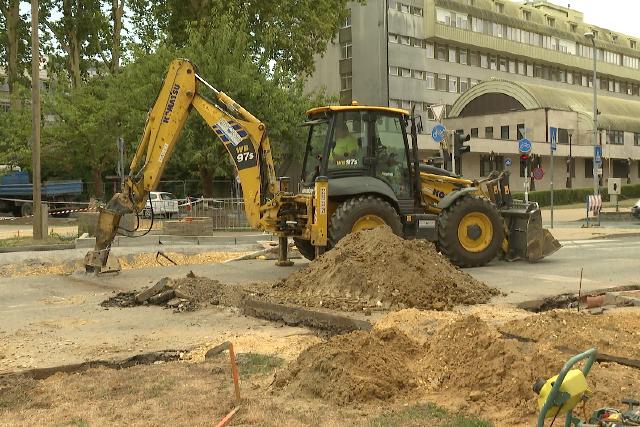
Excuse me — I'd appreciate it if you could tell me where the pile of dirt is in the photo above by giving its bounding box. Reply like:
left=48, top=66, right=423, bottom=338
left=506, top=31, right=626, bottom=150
left=274, top=328, right=422, bottom=405
left=499, top=310, right=640, bottom=360
left=100, top=273, right=267, bottom=312
left=270, top=227, right=499, bottom=311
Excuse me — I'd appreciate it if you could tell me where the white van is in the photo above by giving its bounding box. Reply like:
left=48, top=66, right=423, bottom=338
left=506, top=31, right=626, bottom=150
left=143, top=191, right=179, bottom=218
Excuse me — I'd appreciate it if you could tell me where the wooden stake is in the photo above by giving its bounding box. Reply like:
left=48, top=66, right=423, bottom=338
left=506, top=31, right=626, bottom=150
left=578, top=267, right=583, bottom=312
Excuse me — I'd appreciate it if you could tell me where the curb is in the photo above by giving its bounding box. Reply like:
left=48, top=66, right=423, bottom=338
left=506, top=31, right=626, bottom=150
left=0, top=243, right=76, bottom=253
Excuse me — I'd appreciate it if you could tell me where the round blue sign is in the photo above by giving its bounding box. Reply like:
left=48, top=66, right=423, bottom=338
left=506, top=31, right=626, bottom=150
left=431, top=124, right=446, bottom=143
left=504, top=158, right=512, bottom=168
left=518, top=138, right=532, bottom=154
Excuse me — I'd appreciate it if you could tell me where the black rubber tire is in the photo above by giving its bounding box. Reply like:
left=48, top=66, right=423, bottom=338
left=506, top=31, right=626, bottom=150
left=328, top=195, right=402, bottom=248
left=293, top=237, right=316, bottom=261
left=11, top=205, right=21, bottom=217
left=437, top=196, right=504, bottom=268
left=20, top=203, right=32, bottom=217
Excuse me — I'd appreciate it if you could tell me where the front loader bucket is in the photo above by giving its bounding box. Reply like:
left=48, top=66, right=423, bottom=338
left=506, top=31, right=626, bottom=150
left=501, top=202, right=561, bottom=262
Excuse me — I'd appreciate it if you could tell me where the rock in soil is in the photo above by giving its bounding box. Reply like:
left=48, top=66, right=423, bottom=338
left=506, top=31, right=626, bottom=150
left=269, top=226, right=499, bottom=311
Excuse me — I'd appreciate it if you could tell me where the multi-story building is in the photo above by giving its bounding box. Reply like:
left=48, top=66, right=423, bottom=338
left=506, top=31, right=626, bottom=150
left=307, top=0, right=640, bottom=190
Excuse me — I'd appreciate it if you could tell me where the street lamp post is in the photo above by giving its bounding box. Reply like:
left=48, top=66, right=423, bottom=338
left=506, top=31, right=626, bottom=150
left=566, top=129, right=574, bottom=188
left=585, top=32, right=599, bottom=196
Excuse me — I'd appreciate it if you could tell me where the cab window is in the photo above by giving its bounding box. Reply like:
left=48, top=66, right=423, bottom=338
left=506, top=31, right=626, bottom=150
left=327, top=111, right=368, bottom=170
left=374, top=114, right=411, bottom=198
left=302, top=120, right=328, bottom=183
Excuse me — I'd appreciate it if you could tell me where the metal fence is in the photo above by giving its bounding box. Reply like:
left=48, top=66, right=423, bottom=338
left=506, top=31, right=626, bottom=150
left=177, top=197, right=250, bottom=230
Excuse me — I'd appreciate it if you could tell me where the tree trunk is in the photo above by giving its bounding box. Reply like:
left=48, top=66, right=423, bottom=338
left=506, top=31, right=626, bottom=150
left=91, top=167, right=105, bottom=198
left=62, top=0, right=82, bottom=88
left=199, top=167, right=214, bottom=197
left=110, top=0, right=124, bottom=74
left=4, top=0, right=21, bottom=110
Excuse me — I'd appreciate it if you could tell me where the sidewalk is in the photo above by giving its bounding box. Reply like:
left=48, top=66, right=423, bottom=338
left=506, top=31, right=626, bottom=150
left=539, top=206, right=640, bottom=240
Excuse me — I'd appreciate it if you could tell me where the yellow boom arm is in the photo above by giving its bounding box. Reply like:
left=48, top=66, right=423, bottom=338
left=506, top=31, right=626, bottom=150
left=84, top=59, right=288, bottom=270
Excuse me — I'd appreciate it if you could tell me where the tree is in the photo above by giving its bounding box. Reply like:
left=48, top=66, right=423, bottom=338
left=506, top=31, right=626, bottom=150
left=130, top=0, right=361, bottom=78
left=0, top=0, right=30, bottom=110
left=40, top=0, right=108, bottom=87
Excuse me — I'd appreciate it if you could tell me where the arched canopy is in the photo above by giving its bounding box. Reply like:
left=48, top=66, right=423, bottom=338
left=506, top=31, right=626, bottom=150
left=449, top=79, right=640, bottom=132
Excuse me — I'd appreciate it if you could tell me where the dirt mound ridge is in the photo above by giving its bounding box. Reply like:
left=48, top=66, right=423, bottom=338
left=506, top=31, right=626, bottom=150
left=274, top=328, right=421, bottom=405
left=274, top=226, right=499, bottom=311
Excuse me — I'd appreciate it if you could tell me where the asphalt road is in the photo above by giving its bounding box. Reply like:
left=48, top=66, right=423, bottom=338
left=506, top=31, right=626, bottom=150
left=1, top=236, right=638, bottom=373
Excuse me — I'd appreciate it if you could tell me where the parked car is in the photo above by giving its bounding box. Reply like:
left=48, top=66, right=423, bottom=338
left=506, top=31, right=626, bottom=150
left=143, top=191, right=179, bottom=218
left=632, top=199, right=640, bottom=219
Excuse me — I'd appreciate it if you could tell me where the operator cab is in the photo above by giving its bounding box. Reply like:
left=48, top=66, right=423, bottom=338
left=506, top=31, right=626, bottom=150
left=301, top=105, right=422, bottom=214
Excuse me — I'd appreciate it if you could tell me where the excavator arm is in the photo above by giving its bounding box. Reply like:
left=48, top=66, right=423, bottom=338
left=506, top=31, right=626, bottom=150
left=84, top=59, right=315, bottom=272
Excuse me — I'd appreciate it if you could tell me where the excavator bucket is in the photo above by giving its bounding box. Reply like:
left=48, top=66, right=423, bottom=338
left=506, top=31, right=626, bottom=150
left=501, top=202, right=561, bottom=262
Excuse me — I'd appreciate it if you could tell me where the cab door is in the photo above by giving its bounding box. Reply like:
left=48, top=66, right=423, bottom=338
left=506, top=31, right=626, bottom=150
left=372, top=112, right=414, bottom=210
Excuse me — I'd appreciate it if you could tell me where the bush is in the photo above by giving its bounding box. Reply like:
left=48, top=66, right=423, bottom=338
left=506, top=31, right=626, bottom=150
left=512, top=183, right=640, bottom=207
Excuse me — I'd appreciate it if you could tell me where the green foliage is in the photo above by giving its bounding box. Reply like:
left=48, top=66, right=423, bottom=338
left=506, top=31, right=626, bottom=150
left=236, top=352, right=284, bottom=376
left=0, top=84, right=30, bottom=167
left=370, top=403, right=493, bottom=427
left=514, top=183, right=640, bottom=207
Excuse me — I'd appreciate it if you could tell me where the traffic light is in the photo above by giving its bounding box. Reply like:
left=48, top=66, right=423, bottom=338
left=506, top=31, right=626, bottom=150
left=454, top=133, right=471, bottom=157
left=453, top=133, right=471, bottom=174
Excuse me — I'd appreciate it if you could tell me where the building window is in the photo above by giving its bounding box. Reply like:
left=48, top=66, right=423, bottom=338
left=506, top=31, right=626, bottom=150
left=448, top=76, right=458, bottom=93
left=470, top=128, right=479, bottom=138
left=522, top=10, right=531, bottom=21
left=517, top=61, right=525, bottom=75
left=342, top=9, right=352, bottom=28
left=389, top=66, right=399, bottom=76
left=426, top=43, right=434, bottom=58
left=635, top=133, right=640, bottom=146
left=460, top=78, right=469, bottom=93
left=401, top=67, right=411, bottom=77
left=509, top=60, right=516, bottom=73
left=558, top=128, right=569, bottom=145
left=425, top=72, right=435, bottom=89
left=459, top=49, right=468, bottom=65
left=612, top=159, right=629, bottom=178
left=480, top=154, right=504, bottom=177
left=436, top=74, right=447, bottom=91
left=546, top=16, right=555, bottom=28
left=469, top=51, right=479, bottom=66
left=400, top=36, right=410, bottom=45
left=480, top=54, right=488, bottom=68
left=410, top=6, right=423, bottom=16
left=413, top=70, right=425, bottom=80
left=526, top=64, right=533, bottom=77
left=570, top=23, right=577, bottom=33
left=585, top=158, right=594, bottom=178
left=389, top=34, right=399, bottom=43
left=499, top=57, right=507, bottom=72
left=437, top=45, right=448, bottom=61
left=608, top=130, right=624, bottom=145
left=489, top=55, right=497, bottom=70
left=631, top=39, right=637, bottom=49
left=517, top=123, right=525, bottom=140
left=340, top=73, right=352, bottom=90
left=501, top=125, right=509, bottom=140
left=485, top=126, right=494, bottom=139
left=340, top=42, right=352, bottom=59
left=495, top=2, right=504, bottom=13
left=449, top=47, right=457, bottom=63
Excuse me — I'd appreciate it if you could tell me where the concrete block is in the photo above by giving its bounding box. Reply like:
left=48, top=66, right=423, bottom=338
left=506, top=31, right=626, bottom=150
left=136, top=277, right=170, bottom=303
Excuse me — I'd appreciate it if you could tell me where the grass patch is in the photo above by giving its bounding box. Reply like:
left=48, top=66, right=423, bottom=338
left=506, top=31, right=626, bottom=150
left=65, top=418, right=90, bottom=427
left=237, top=353, right=284, bottom=376
left=370, top=403, right=493, bottom=427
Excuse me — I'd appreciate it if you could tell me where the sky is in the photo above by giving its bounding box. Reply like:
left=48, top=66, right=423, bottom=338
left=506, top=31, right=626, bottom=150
left=546, top=0, right=640, bottom=37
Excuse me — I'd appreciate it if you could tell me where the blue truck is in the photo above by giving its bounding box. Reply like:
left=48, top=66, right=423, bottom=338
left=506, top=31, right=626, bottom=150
left=0, top=171, right=83, bottom=217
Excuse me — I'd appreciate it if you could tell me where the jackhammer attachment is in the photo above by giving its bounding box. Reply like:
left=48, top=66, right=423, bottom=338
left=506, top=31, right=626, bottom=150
left=84, top=193, right=129, bottom=273
left=501, top=201, right=561, bottom=262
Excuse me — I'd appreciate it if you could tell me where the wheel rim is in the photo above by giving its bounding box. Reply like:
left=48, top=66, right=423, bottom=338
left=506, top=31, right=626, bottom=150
left=457, top=212, right=493, bottom=253
left=351, top=214, right=386, bottom=232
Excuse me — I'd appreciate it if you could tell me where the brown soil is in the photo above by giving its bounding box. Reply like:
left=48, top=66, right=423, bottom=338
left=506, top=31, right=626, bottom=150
left=277, top=308, right=640, bottom=424
left=0, top=251, right=249, bottom=278
left=269, top=227, right=499, bottom=312
left=499, top=309, right=640, bottom=360
left=274, top=328, right=422, bottom=405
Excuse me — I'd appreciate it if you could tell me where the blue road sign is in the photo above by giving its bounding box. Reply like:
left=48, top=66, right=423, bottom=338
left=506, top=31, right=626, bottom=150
left=550, top=127, right=557, bottom=151
left=504, top=158, right=512, bottom=168
left=431, top=124, right=446, bottom=143
left=518, top=138, right=532, bottom=154
left=594, top=145, right=602, bottom=166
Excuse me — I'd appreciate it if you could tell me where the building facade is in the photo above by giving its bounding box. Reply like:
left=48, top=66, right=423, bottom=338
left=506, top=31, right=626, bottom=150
left=306, top=0, right=640, bottom=190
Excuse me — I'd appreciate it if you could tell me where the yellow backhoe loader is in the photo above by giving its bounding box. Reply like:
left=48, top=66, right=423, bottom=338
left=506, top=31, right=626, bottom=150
left=84, top=59, right=559, bottom=273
